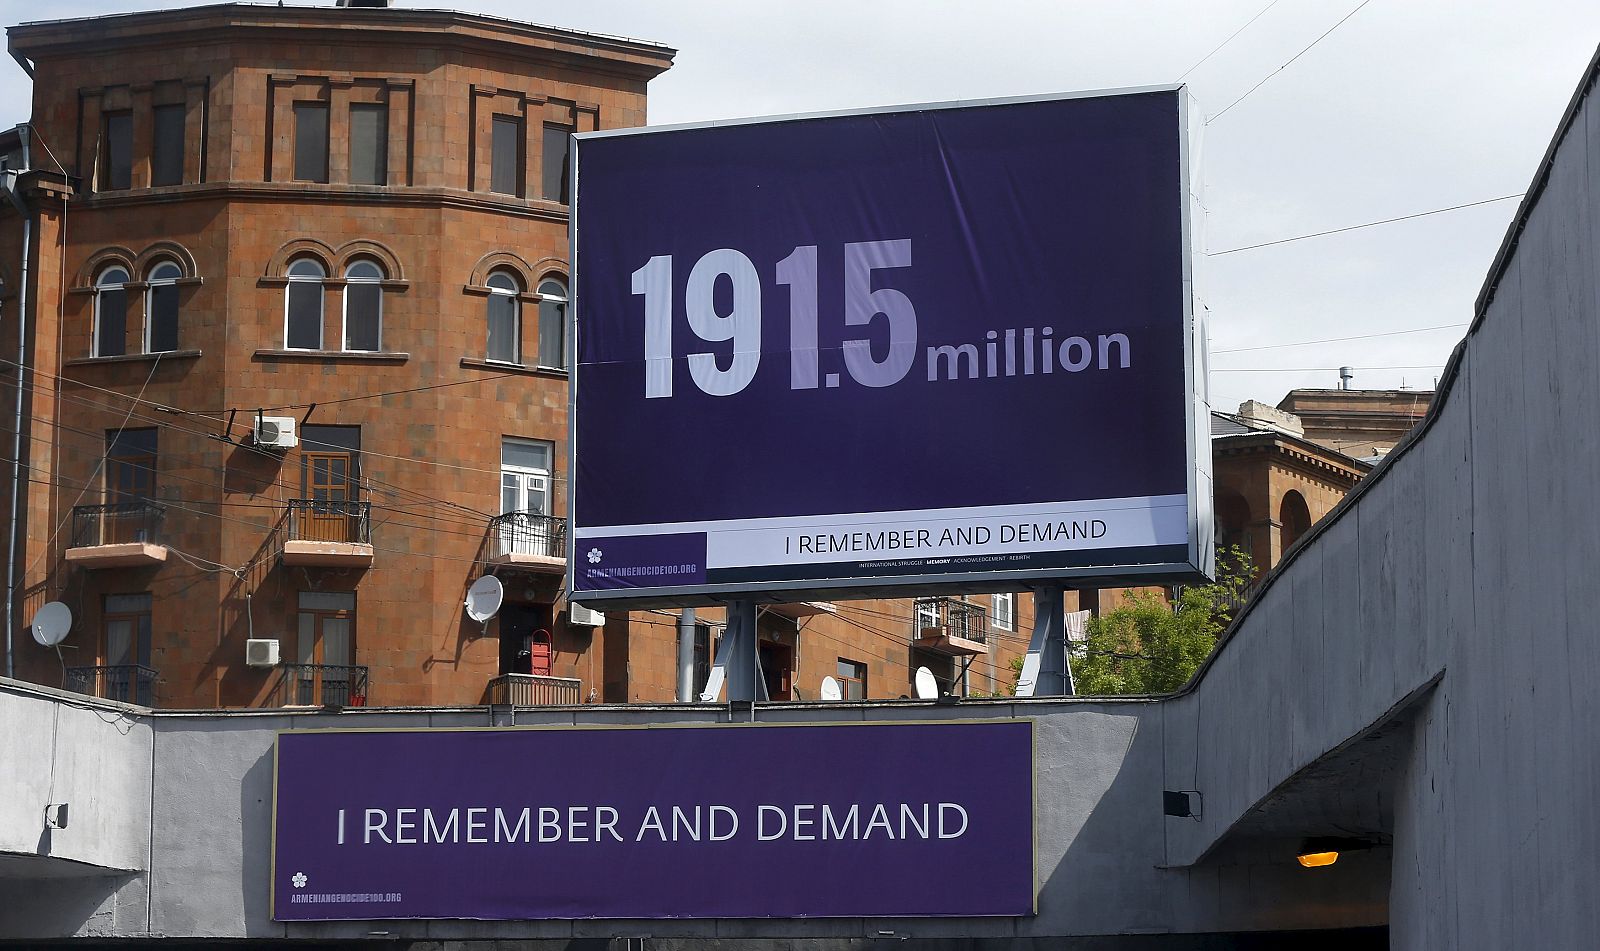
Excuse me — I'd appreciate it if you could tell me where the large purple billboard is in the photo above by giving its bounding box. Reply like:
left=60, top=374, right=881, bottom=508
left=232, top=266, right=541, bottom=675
left=570, top=88, right=1209, bottom=606
left=272, top=721, right=1034, bottom=920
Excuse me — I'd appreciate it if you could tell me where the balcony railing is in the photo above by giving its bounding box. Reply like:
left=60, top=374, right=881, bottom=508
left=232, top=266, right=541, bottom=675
left=65, top=664, right=157, bottom=706
left=490, top=512, right=566, bottom=560
left=287, top=499, right=372, bottom=544
left=71, top=500, right=165, bottom=548
left=486, top=672, right=582, bottom=706
left=912, top=597, right=989, bottom=646
left=274, top=663, right=369, bottom=707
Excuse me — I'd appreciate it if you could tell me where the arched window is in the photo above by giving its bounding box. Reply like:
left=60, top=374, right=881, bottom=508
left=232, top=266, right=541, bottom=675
left=537, top=276, right=567, bottom=370
left=284, top=257, right=326, bottom=350
left=94, top=266, right=131, bottom=357
left=1279, top=490, right=1312, bottom=553
left=145, top=261, right=182, bottom=353
left=342, top=259, right=384, bottom=352
left=486, top=270, right=521, bottom=364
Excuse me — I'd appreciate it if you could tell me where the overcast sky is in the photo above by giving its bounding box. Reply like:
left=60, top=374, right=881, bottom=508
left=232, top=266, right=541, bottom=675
left=2, top=0, right=1596, bottom=411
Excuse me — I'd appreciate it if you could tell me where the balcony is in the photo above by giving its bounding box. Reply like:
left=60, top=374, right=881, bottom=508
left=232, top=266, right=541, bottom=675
left=486, top=672, right=582, bottom=706
left=486, top=512, right=566, bottom=573
left=282, top=499, right=373, bottom=567
left=65, top=664, right=157, bottom=706
left=912, top=597, right=989, bottom=656
left=65, top=501, right=168, bottom=569
left=272, top=663, right=369, bottom=707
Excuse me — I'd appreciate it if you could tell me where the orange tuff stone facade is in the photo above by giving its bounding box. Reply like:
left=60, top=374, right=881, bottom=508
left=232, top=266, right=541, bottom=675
left=0, top=4, right=1029, bottom=708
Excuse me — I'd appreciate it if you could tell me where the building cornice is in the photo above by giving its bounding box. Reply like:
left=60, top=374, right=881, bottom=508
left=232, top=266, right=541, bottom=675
left=70, top=180, right=573, bottom=223
left=10, top=4, right=675, bottom=82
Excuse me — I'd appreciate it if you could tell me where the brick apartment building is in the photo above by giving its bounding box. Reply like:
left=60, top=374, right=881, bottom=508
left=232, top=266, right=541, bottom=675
left=0, top=2, right=1030, bottom=710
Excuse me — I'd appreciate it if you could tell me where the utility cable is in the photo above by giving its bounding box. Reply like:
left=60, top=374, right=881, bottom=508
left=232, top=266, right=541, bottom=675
left=1211, top=323, right=1466, bottom=354
left=1207, top=194, right=1522, bottom=256
left=1175, top=0, right=1284, bottom=82
left=1209, top=0, right=1375, bottom=122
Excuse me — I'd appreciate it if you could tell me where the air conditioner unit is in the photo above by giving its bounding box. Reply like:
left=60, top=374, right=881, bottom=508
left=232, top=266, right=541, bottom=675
left=245, top=638, right=281, bottom=667
left=569, top=603, right=606, bottom=627
left=253, top=415, right=298, bottom=449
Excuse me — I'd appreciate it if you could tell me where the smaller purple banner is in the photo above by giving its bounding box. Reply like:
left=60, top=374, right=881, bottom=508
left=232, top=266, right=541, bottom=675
left=574, top=532, right=707, bottom=590
left=273, top=721, right=1034, bottom=920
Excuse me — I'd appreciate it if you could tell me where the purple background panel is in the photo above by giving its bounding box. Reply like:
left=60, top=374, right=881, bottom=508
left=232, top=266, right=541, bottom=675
left=273, top=721, right=1034, bottom=920
left=574, top=532, right=707, bottom=590
left=573, top=91, right=1188, bottom=531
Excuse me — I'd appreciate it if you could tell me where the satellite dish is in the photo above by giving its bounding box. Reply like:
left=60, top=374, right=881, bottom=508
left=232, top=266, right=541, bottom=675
left=464, top=575, right=505, bottom=623
left=31, top=601, right=72, bottom=647
left=819, top=676, right=842, bottom=701
left=913, top=666, right=939, bottom=700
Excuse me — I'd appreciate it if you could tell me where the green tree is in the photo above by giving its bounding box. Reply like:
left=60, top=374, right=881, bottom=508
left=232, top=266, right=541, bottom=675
left=1069, top=546, right=1254, bottom=695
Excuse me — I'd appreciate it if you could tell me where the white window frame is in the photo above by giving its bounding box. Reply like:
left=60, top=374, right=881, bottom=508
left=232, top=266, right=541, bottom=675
left=500, top=437, right=553, bottom=516
left=93, top=265, right=130, bottom=358
left=992, top=592, right=1016, bottom=632
left=485, top=270, right=522, bottom=365
left=284, top=257, right=326, bottom=351
left=341, top=259, right=384, bottom=353
left=144, top=260, right=182, bottom=354
left=536, top=276, right=568, bottom=370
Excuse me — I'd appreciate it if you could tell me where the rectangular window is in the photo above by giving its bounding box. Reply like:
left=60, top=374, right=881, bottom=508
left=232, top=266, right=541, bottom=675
left=349, top=103, right=388, bottom=186
left=541, top=122, right=573, bottom=203
left=151, top=104, right=185, bottom=187
left=499, top=437, right=554, bottom=558
left=293, top=102, right=329, bottom=183
left=104, top=592, right=154, bottom=704
left=296, top=591, right=357, bottom=705
left=537, top=293, right=565, bottom=369
left=106, top=428, right=157, bottom=502
left=100, top=112, right=132, bottom=190
left=486, top=291, right=519, bottom=364
left=992, top=592, right=1016, bottom=632
left=343, top=283, right=382, bottom=352
left=490, top=115, right=523, bottom=196
left=693, top=623, right=713, bottom=697
left=147, top=284, right=180, bottom=352
left=95, top=284, right=128, bottom=357
left=837, top=658, right=867, bottom=700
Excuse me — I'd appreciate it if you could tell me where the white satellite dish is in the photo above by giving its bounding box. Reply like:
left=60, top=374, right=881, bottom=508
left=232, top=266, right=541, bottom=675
left=31, top=601, right=72, bottom=647
left=913, top=666, right=939, bottom=700
left=464, top=575, right=505, bottom=623
left=819, top=675, right=842, bottom=701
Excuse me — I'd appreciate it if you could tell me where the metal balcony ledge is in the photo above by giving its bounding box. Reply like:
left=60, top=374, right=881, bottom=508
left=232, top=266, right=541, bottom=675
left=66, top=501, right=168, bottom=568
left=487, top=512, right=566, bottom=573
left=283, top=499, right=373, bottom=568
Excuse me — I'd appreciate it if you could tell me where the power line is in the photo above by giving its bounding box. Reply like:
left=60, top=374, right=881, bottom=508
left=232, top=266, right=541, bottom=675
left=1211, top=323, right=1467, bottom=354
left=1175, top=0, right=1284, bottom=82
left=1211, top=364, right=1442, bottom=372
left=1206, top=194, right=1522, bottom=256
left=1208, top=0, right=1375, bottom=123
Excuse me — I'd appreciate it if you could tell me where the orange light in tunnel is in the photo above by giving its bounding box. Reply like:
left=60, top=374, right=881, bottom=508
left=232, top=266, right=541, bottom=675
left=1296, top=851, right=1339, bottom=868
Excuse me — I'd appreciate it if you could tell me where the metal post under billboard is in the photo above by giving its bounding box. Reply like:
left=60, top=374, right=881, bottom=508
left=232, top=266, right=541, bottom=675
left=700, top=599, right=765, bottom=703
left=567, top=86, right=1212, bottom=610
left=1017, top=586, right=1072, bottom=697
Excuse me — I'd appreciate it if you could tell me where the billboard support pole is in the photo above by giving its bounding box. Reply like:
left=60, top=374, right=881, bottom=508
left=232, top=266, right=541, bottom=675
left=701, top=599, right=767, bottom=704
left=1017, top=586, right=1073, bottom=697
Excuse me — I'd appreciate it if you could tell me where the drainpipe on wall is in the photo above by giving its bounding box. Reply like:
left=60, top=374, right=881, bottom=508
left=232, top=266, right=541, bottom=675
left=3, top=123, right=34, bottom=679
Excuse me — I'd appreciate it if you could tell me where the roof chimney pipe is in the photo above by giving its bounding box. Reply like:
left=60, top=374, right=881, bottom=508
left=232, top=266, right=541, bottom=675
left=1338, top=366, right=1353, bottom=391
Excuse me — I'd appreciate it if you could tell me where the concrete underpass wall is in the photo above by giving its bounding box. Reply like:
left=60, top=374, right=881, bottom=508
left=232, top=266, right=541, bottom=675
left=0, top=690, right=1387, bottom=942
left=1164, top=48, right=1600, bottom=951
left=0, top=682, right=153, bottom=937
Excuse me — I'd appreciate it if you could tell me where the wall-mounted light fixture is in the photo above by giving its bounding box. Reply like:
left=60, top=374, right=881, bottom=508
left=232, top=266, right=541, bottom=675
left=1296, top=836, right=1372, bottom=868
